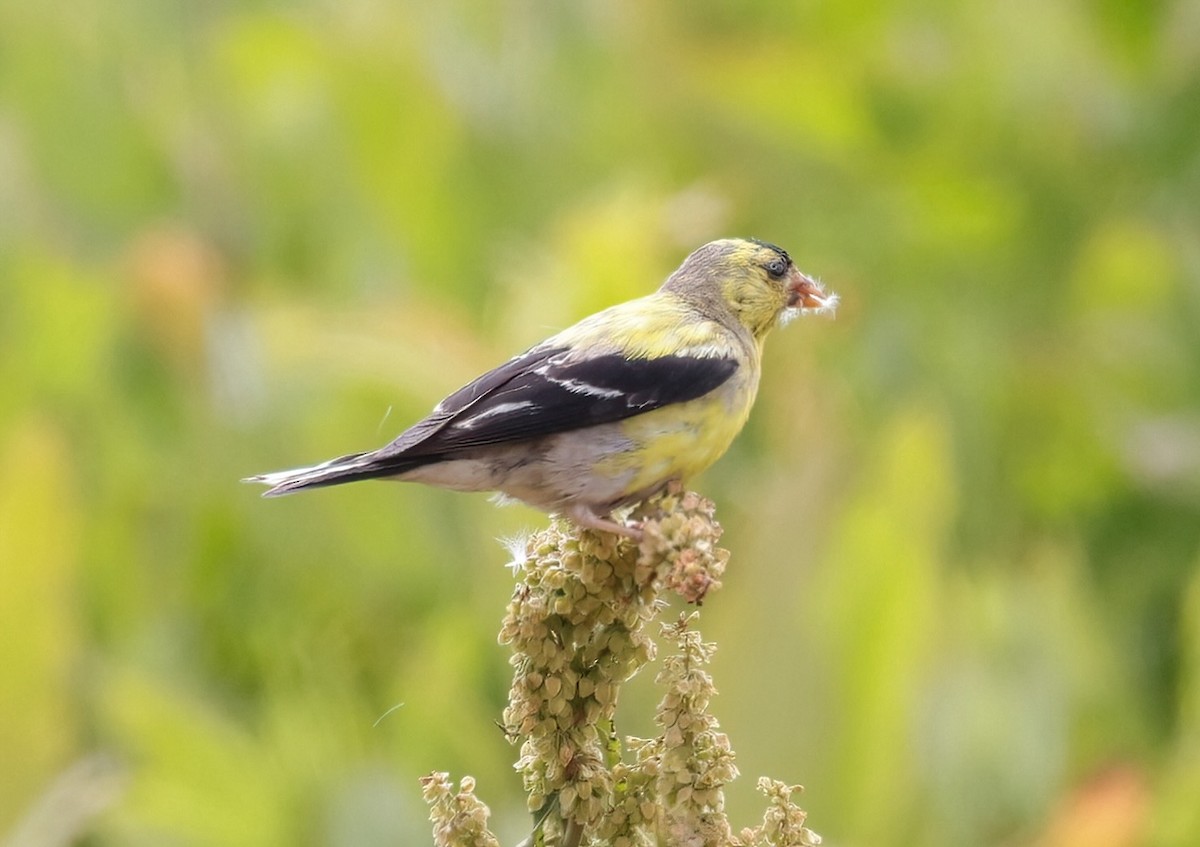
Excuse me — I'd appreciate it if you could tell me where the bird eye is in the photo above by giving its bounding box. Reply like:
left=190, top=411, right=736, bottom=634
left=765, top=257, right=788, bottom=278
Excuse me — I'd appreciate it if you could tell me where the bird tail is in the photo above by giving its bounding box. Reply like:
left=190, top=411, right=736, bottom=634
left=242, top=450, right=430, bottom=497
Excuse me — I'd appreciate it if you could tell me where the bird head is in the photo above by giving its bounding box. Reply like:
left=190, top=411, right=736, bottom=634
left=663, top=238, right=837, bottom=340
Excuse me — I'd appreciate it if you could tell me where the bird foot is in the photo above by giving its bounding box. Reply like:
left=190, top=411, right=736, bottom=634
left=565, top=506, right=644, bottom=541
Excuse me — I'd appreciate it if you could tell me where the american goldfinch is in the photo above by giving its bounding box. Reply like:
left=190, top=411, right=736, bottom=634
left=246, top=238, right=837, bottom=536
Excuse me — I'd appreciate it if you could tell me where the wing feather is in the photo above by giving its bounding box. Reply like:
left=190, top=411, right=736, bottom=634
left=251, top=335, right=741, bottom=495
left=373, top=346, right=738, bottom=460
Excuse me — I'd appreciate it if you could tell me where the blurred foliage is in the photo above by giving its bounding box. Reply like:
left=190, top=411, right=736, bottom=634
left=1, top=1, right=1199, bottom=845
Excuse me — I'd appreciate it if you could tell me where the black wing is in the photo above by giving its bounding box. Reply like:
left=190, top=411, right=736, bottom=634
left=251, top=345, right=739, bottom=495
left=375, top=345, right=738, bottom=460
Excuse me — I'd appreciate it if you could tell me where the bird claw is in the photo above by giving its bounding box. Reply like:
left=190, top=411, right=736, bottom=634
left=620, top=520, right=645, bottom=542
left=566, top=506, right=643, bottom=540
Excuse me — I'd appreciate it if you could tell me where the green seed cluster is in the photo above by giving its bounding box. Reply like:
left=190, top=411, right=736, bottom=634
left=736, top=779, right=822, bottom=847
left=619, top=615, right=741, bottom=847
left=419, top=772, right=500, bottom=847
left=498, top=517, right=660, bottom=831
left=597, top=753, right=659, bottom=847
left=635, top=488, right=730, bottom=605
left=421, top=491, right=818, bottom=846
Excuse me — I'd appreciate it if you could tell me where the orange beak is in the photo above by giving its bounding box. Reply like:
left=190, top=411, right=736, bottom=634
left=786, top=268, right=836, bottom=310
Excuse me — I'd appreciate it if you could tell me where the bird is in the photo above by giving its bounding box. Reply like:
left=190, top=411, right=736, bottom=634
left=245, top=238, right=837, bottom=537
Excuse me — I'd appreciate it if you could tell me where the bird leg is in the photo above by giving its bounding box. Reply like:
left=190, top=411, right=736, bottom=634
left=564, top=505, right=644, bottom=540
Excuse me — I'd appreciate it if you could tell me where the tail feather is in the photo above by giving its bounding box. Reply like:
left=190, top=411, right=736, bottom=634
left=242, top=451, right=432, bottom=497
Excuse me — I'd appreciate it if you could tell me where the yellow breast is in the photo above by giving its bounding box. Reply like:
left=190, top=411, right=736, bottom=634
left=599, top=355, right=761, bottom=494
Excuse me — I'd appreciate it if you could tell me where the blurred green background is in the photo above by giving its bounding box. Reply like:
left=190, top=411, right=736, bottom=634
left=3, top=1, right=1199, bottom=845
